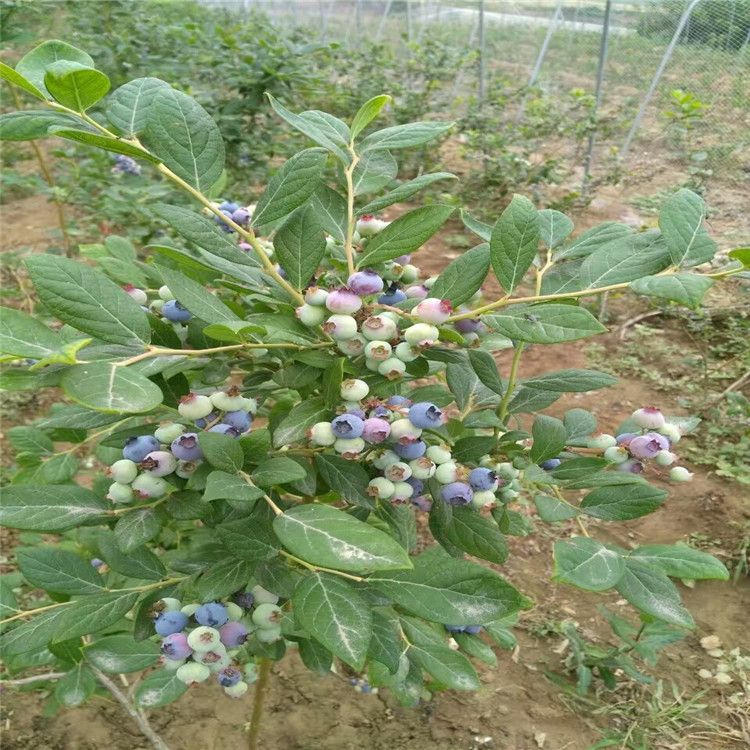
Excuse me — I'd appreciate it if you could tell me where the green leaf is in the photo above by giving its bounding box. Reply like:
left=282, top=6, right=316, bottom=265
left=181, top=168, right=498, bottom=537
left=530, top=415, right=567, bottom=463
left=114, top=507, right=165, bottom=553
left=429, top=243, right=490, bottom=307
left=60, top=363, right=163, bottom=414
left=580, top=230, right=672, bottom=289
left=44, top=60, right=109, bottom=111
left=357, top=172, right=457, bottom=216
left=298, top=109, right=350, bottom=146
left=554, top=222, right=633, bottom=261
left=350, top=148, right=398, bottom=196
left=659, top=189, right=717, bottom=268
left=55, top=664, right=95, bottom=707
left=239, top=428, right=271, bottom=465
left=47, top=127, right=160, bottom=162
left=0, top=61, right=46, bottom=99
left=251, top=148, right=328, bottom=228
left=629, top=273, right=715, bottom=309
left=522, top=369, right=617, bottom=393
left=0, top=485, right=109, bottom=532
left=293, top=572, right=372, bottom=670
left=403, top=632, right=479, bottom=691
left=105, top=77, right=170, bottom=136
left=358, top=205, right=455, bottom=267
left=368, top=609, right=403, bottom=673
left=461, top=209, right=492, bottom=241
left=439, top=505, right=508, bottom=565
left=203, top=471, right=264, bottom=505
left=144, top=86, right=225, bottom=192
left=15, top=40, right=94, bottom=97
left=0, top=110, right=83, bottom=140
left=538, top=209, right=574, bottom=249
left=445, top=359, right=500, bottom=412
left=550, top=457, right=610, bottom=481
left=252, top=456, right=307, bottom=487
left=8, top=426, right=54, bottom=454
left=266, top=94, right=348, bottom=161
left=615, top=560, right=694, bottom=628
left=371, top=552, right=529, bottom=624
left=54, top=591, right=140, bottom=642
left=308, top=184, right=347, bottom=241
left=466, top=349, right=505, bottom=396
left=157, top=264, right=239, bottom=323
left=580, top=483, right=667, bottom=521
left=315, top=454, right=374, bottom=508
left=728, top=247, right=750, bottom=268
left=273, top=504, right=412, bottom=572
left=195, top=559, right=254, bottom=601
left=359, top=120, right=453, bottom=152
left=298, top=638, right=333, bottom=674
left=351, top=95, right=391, bottom=138
left=217, top=517, right=279, bottom=561
left=2, top=607, right=67, bottom=656
left=453, top=631, right=498, bottom=666
left=134, top=670, right=188, bottom=708
left=97, top=530, right=166, bottom=580
left=0, top=578, right=19, bottom=618
left=553, top=538, right=625, bottom=591
left=534, top=494, right=579, bottom=522
left=490, top=195, right=540, bottom=293
left=272, top=397, right=331, bottom=448
left=196, top=431, right=244, bottom=473
left=86, top=635, right=161, bottom=673
left=273, top=205, right=326, bottom=289
left=563, top=408, right=598, bottom=443
left=451, top=436, right=497, bottom=464
left=26, top=256, right=150, bottom=346
left=482, top=304, right=606, bottom=344
left=17, top=547, right=106, bottom=595
left=630, top=545, right=729, bottom=581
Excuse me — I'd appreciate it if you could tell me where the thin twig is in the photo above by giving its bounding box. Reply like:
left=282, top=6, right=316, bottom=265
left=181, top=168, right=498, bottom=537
left=0, top=671, right=67, bottom=686
left=617, top=310, right=663, bottom=340
left=89, top=666, right=172, bottom=750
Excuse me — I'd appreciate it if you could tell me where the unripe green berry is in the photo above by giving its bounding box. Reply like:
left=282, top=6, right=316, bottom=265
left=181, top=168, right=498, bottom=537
left=309, top=422, right=336, bottom=446
left=159, top=597, right=182, bottom=612
left=390, top=419, right=422, bottom=440
left=367, top=477, right=396, bottom=499
left=334, top=437, right=366, bottom=456
left=404, top=323, right=439, bottom=347
left=409, top=457, right=436, bottom=479
left=587, top=433, right=617, bottom=450
left=365, top=341, right=392, bottom=361
left=187, top=626, right=222, bottom=652
left=657, top=423, right=682, bottom=444
left=378, top=357, right=406, bottom=379
left=425, top=444, right=452, bottom=465
left=341, top=378, right=369, bottom=401
left=252, top=605, right=282, bottom=628
left=178, top=393, right=214, bottom=420
left=391, top=482, right=414, bottom=502
left=669, top=466, right=693, bottom=482
left=255, top=625, right=282, bottom=643
left=435, top=461, right=459, bottom=484
left=224, top=680, right=249, bottom=698
left=656, top=450, right=677, bottom=466
left=470, top=489, right=497, bottom=509
left=372, top=449, right=401, bottom=470
left=297, top=303, right=327, bottom=327
left=132, top=473, right=168, bottom=499
left=400, top=264, right=419, bottom=284
left=181, top=603, right=200, bottom=617
left=394, top=341, right=419, bottom=362
left=176, top=662, right=210, bottom=685
left=604, top=446, right=630, bottom=464
left=159, top=285, right=175, bottom=301
left=154, top=422, right=186, bottom=444
left=384, top=461, right=412, bottom=482
left=107, top=482, right=135, bottom=504
left=109, top=459, right=138, bottom=484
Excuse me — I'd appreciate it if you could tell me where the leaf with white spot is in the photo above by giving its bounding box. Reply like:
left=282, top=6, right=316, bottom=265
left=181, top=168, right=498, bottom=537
left=60, top=363, right=163, bottom=413
left=553, top=538, right=625, bottom=592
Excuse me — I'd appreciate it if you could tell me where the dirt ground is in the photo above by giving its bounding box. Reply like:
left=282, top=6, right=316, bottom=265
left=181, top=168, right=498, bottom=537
left=1, top=154, right=749, bottom=750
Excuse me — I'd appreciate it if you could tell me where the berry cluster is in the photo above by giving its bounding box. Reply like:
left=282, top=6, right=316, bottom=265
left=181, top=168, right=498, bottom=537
left=309, top=386, right=522, bottom=510
left=111, top=154, right=141, bottom=175
left=106, top=387, right=257, bottom=504
left=589, top=406, right=693, bottom=482
left=348, top=677, right=377, bottom=694
left=122, top=283, right=196, bottom=340
left=153, top=586, right=280, bottom=697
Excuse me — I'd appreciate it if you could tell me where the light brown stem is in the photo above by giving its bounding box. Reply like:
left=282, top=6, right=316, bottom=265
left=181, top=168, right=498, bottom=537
left=247, top=658, right=272, bottom=750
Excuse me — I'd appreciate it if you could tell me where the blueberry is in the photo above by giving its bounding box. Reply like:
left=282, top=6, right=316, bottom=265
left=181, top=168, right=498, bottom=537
left=405, top=476, right=425, bottom=496
left=162, top=300, right=193, bottom=322
left=394, top=440, right=426, bottom=460
left=386, top=395, right=411, bottom=407
left=170, top=433, right=203, bottom=461
left=219, top=621, right=249, bottom=647
left=122, top=435, right=160, bottom=463
left=445, top=625, right=466, bottom=633
left=195, top=602, right=229, bottom=628
left=441, top=482, right=474, bottom=506
left=347, top=270, right=384, bottom=296
left=208, top=423, right=240, bottom=438
left=468, top=467, right=498, bottom=491
left=154, top=611, right=188, bottom=636
left=217, top=667, right=242, bottom=688
left=539, top=458, right=562, bottom=471
left=629, top=433, right=670, bottom=459
left=252, top=603, right=282, bottom=628
left=408, top=402, right=443, bottom=429
left=160, top=632, right=193, bottom=660
left=223, top=410, right=252, bottom=432
left=218, top=201, right=240, bottom=213
left=331, top=414, right=365, bottom=439
left=91, top=558, right=104, bottom=568
left=464, top=625, right=482, bottom=636
left=377, top=284, right=407, bottom=306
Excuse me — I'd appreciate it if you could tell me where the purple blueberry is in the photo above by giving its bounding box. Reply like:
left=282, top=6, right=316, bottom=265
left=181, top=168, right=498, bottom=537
left=233, top=591, right=254, bottom=610
left=219, top=621, right=249, bottom=647
left=208, top=423, right=240, bottom=438
left=441, top=482, right=474, bottom=506
left=154, top=610, right=188, bottom=636
left=539, top=458, right=562, bottom=471
left=628, top=432, right=670, bottom=459
left=347, top=270, right=384, bottom=296
left=223, top=410, right=252, bottom=432
left=195, top=602, right=229, bottom=628
left=378, top=285, right=407, bottom=305
left=411, top=496, right=432, bottom=512
left=214, top=209, right=234, bottom=232
left=406, top=477, right=424, bottom=496
left=615, top=432, right=637, bottom=447
left=454, top=318, right=481, bottom=334
left=171, top=433, right=203, bottom=461
left=123, top=435, right=160, bottom=462
left=394, top=254, right=411, bottom=265
left=618, top=459, right=645, bottom=474
left=91, top=558, right=104, bottom=568
left=468, top=467, right=498, bottom=491
left=347, top=408, right=366, bottom=420
left=331, top=414, right=365, bottom=439
left=362, top=418, right=391, bottom=444
left=218, top=201, right=240, bottom=213
left=408, top=402, right=443, bottom=429
left=217, top=667, right=242, bottom=688
left=162, top=300, right=193, bottom=322
left=231, top=208, right=250, bottom=224
left=464, top=625, right=482, bottom=636
left=387, top=395, right=411, bottom=407
left=195, top=412, right=218, bottom=429
left=394, top=440, right=426, bottom=460
left=161, top=632, right=192, bottom=660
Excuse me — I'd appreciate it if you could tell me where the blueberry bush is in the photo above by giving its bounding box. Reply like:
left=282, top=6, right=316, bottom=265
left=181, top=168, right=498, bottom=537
left=1, top=40, right=748, bottom=748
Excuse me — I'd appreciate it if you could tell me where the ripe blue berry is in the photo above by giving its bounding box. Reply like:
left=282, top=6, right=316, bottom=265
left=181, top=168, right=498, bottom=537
left=154, top=611, right=188, bottom=636
left=233, top=591, right=255, bottom=610
left=217, top=667, right=242, bottom=688
left=223, top=410, right=253, bottom=432
left=615, top=432, right=637, bottom=447
left=208, top=423, right=240, bottom=438
left=219, top=621, right=249, bottom=647
left=347, top=270, right=384, bottom=296
left=441, top=482, right=474, bottom=506
left=331, top=414, right=365, bottom=439
left=408, top=402, right=443, bottom=429
left=453, top=317, right=481, bottom=334
left=377, top=285, right=407, bottom=305
left=405, top=477, right=425, bottom=496
left=464, top=625, right=482, bottom=635
left=171, top=433, right=203, bottom=461
left=539, top=458, right=562, bottom=471
left=218, top=201, right=240, bottom=213
left=122, top=435, right=160, bottom=463
left=160, top=633, right=193, bottom=660
left=445, top=625, right=465, bottom=633
left=629, top=433, right=670, bottom=459
left=194, top=412, right=218, bottom=429
left=162, top=300, right=193, bottom=322
left=468, top=467, right=499, bottom=491
left=195, top=602, right=229, bottom=628
left=394, top=440, right=426, bottom=460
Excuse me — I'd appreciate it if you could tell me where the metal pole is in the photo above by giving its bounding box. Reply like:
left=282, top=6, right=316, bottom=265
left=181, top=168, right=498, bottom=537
left=356, top=0, right=362, bottom=40
left=621, top=0, right=703, bottom=158
left=528, top=0, right=564, bottom=89
left=478, top=0, right=486, bottom=106
left=376, top=0, right=394, bottom=42
left=450, top=10, right=481, bottom=102
left=582, top=0, right=613, bottom=194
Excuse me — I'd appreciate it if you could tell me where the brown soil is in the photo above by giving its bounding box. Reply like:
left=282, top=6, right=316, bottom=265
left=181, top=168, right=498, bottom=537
left=1, top=148, right=749, bottom=750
